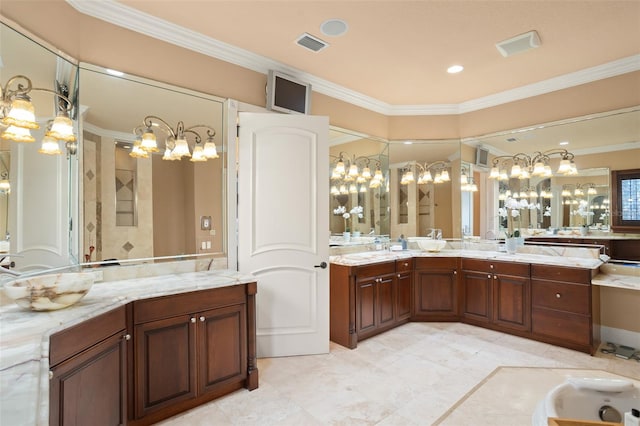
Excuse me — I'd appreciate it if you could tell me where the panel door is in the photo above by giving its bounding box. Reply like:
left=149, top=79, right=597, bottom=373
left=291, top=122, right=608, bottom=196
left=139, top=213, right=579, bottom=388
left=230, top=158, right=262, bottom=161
left=378, top=275, right=395, bottom=327
left=414, top=270, right=458, bottom=317
left=50, top=332, right=127, bottom=426
left=134, top=315, right=196, bottom=418
left=198, top=304, right=247, bottom=395
left=238, top=112, right=329, bottom=357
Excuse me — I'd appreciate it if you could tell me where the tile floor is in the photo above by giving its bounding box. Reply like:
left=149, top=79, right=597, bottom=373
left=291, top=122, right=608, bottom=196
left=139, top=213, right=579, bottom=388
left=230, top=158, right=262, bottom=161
left=159, top=322, right=639, bottom=425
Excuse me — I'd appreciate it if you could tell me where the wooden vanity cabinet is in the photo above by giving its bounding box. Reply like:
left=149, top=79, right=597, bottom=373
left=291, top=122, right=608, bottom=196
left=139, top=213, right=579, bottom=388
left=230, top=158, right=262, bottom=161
left=461, top=259, right=531, bottom=333
left=49, top=305, right=129, bottom=426
left=412, top=257, right=460, bottom=321
left=330, top=259, right=413, bottom=349
left=531, top=265, right=600, bottom=354
left=130, top=283, right=258, bottom=425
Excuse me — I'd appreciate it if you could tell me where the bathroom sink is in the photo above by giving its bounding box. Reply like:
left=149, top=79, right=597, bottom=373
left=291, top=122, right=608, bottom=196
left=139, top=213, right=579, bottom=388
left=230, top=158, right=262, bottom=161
left=3, top=272, right=95, bottom=311
left=533, top=377, right=640, bottom=425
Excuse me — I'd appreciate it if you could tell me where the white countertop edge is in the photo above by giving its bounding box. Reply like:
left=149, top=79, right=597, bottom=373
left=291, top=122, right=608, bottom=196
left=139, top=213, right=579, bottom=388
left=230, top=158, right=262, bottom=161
left=592, top=273, right=640, bottom=291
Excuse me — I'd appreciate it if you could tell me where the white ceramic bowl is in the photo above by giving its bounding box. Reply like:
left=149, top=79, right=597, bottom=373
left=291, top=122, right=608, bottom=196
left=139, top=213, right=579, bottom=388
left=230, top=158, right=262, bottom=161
left=416, top=239, right=447, bottom=252
left=3, top=272, right=95, bottom=311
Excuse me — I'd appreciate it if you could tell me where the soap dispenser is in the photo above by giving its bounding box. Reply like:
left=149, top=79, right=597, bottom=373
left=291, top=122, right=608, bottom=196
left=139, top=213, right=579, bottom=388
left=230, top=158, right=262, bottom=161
left=399, top=234, right=408, bottom=250
left=625, top=408, right=640, bottom=426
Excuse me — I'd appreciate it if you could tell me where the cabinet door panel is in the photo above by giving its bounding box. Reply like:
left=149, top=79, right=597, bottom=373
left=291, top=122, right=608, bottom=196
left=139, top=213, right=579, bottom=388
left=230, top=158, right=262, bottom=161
left=493, top=274, right=530, bottom=331
left=199, top=304, right=247, bottom=395
left=378, top=276, right=395, bottom=326
left=135, top=315, right=196, bottom=418
left=462, top=271, right=491, bottom=322
left=357, top=280, right=376, bottom=335
left=415, top=271, right=457, bottom=314
left=50, top=332, right=126, bottom=426
left=532, top=308, right=591, bottom=346
left=396, top=272, right=412, bottom=320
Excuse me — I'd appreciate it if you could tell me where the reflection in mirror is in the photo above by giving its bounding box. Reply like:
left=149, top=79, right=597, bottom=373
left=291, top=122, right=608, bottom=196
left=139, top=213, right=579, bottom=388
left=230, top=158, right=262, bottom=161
left=0, top=151, right=10, bottom=253
left=1, top=22, right=79, bottom=273
left=79, top=64, right=226, bottom=264
left=462, top=108, right=640, bottom=238
left=329, top=128, right=389, bottom=242
left=389, top=140, right=461, bottom=239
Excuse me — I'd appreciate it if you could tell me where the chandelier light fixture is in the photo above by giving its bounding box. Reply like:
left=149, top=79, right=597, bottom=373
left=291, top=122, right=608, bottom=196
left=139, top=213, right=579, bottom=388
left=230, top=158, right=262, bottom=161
left=330, top=152, right=384, bottom=195
left=400, top=161, right=451, bottom=186
left=488, top=149, right=577, bottom=180
left=0, top=75, right=77, bottom=155
left=132, top=116, right=219, bottom=162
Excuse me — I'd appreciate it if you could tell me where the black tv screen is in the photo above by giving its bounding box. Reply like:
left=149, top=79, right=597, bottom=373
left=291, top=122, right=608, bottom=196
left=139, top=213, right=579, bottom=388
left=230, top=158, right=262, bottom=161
left=266, top=70, right=311, bottom=115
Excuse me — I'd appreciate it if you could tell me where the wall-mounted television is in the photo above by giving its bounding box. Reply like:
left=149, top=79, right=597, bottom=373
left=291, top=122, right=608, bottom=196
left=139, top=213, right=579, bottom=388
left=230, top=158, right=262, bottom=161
left=266, top=70, right=312, bottom=115
left=475, top=146, right=490, bottom=168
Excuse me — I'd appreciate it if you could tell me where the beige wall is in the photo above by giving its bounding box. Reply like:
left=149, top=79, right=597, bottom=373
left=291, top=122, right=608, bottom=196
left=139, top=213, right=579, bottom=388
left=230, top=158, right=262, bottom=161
left=600, top=287, right=640, bottom=333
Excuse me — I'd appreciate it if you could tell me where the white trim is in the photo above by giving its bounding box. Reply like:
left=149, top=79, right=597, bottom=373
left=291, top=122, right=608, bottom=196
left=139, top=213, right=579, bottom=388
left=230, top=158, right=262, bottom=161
left=67, top=0, right=640, bottom=116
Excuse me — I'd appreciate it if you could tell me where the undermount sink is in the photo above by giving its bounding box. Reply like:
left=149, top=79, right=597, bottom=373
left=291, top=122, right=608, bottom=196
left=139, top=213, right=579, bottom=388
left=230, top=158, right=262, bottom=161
left=3, top=272, right=95, bottom=311
left=532, top=377, right=640, bottom=425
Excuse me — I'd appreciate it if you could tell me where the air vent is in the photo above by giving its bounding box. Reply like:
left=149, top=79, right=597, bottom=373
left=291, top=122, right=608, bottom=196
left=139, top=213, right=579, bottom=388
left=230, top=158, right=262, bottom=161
left=496, top=30, right=541, bottom=57
left=296, top=33, right=328, bottom=52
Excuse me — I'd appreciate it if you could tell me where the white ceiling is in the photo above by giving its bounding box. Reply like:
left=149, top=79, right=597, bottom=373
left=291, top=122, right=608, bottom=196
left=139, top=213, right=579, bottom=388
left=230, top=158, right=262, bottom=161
left=68, top=0, right=640, bottom=114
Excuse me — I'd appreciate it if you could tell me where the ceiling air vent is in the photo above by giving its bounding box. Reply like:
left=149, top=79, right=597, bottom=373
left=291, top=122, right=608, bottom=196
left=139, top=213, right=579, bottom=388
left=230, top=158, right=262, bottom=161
left=296, top=33, right=329, bottom=52
left=496, top=30, right=541, bottom=57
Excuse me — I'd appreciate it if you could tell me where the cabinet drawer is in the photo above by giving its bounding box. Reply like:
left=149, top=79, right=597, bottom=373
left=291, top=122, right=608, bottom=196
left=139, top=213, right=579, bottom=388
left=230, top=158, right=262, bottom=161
left=532, top=280, right=590, bottom=315
left=50, top=305, right=126, bottom=367
left=415, top=257, right=457, bottom=270
left=462, top=259, right=529, bottom=276
left=532, top=308, right=591, bottom=346
left=530, top=264, right=591, bottom=284
left=354, top=262, right=395, bottom=280
left=396, top=258, right=413, bottom=273
left=134, top=285, right=246, bottom=324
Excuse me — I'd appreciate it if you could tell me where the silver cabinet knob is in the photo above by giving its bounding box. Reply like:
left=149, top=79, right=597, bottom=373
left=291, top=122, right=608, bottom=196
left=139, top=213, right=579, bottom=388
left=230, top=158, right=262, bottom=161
left=123, top=334, right=131, bottom=341
left=556, top=293, right=561, bottom=299
left=200, top=316, right=206, bottom=322
left=488, top=274, right=492, bottom=279
left=190, top=317, right=196, bottom=323
left=453, top=270, right=457, bottom=275
left=490, top=264, right=494, bottom=269
left=397, top=274, right=401, bottom=278
left=403, top=262, right=409, bottom=267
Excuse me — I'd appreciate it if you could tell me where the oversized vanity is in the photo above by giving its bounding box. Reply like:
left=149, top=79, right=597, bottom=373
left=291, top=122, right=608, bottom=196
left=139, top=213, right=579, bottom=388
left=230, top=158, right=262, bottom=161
left=330, top=244, right=638, bottom=355
left=0, top=267, right=258, bottom=426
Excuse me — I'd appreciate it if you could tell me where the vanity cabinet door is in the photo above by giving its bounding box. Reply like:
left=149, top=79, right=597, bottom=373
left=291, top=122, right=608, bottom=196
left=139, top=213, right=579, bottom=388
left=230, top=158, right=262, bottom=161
left=49, top=305, right=128, bottom=426
left=413, top=257, right=459, bottom=321
left=395, top=270, right=412, bottom=321
left=50, top=330, right=128, bottom=426
left=461, top=270, right=492, bottom=324
left=356, top=276, right=378, bottom=338
left=492, top=273, right=530, bottom=332
left=134, top=314, right=197, bottom=418
left=378, top=274, right=396, bottom=327
left=197, top=304, right=247, bottom=396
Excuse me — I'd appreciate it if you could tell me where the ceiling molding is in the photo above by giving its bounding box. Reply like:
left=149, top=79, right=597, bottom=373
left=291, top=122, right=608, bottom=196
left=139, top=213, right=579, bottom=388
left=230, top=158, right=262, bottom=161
left=67, top=0, right=640, bottom=116
left=573, top=140, right=640, bottom=156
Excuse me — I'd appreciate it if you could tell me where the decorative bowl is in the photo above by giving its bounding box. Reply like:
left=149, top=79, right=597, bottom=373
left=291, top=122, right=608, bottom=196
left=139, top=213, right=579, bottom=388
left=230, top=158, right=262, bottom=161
left=416, top=239, right=447, bottom=252
left=3, top=272, right=95, bottom=311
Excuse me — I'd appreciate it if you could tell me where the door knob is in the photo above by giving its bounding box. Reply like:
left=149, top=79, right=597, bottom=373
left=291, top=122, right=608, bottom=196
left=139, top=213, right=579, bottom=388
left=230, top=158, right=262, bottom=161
left=314, top=262, right=328, bottom=269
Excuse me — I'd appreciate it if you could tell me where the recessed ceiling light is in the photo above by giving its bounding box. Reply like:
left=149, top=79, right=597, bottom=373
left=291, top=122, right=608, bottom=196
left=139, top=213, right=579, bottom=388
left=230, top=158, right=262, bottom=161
left=447, top=65, right=464, bottom=74
left=559, top=141, right=569, bottom=146
left=320, top=19, right=348, bottom=37
left=403, top=141, right=413, bottom=145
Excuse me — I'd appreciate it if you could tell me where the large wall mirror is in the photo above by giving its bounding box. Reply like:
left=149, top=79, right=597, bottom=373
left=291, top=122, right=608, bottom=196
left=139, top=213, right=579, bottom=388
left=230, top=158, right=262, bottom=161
left=1, top=21, right=79, bottom=273
left=79, top=64, right=227, bottom=264
left=462, top=107, right=639, bottom=238
left=329, top=128, right=389, bottom=240
left=389, top=139, right=461, bottom=239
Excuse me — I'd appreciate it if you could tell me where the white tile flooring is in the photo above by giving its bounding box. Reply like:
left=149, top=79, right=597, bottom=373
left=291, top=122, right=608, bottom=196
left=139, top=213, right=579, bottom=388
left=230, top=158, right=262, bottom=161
left=159, top=322, right=640, bottom=425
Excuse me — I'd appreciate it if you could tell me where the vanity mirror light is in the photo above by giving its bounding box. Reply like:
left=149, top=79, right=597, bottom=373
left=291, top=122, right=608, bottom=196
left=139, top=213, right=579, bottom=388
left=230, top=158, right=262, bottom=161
left=463, top=107, right=639, bottom=239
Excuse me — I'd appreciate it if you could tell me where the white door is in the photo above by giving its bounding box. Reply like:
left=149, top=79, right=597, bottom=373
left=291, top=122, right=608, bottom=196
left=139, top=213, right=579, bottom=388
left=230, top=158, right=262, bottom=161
left=238, top=112, right=329, bottom=358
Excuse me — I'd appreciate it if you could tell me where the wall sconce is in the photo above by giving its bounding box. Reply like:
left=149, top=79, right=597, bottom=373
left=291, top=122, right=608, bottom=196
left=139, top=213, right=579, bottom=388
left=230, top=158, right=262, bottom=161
left=132, top=115, right=219, bottom=162
left=330, top=152, right=383, bottom=192
left=561, top=183, right=598, bottom=199
left=460, top=166, right=478, bottom=192
left=488, top=149, right=577, bottom=180
left=401, top=161, right=451, bottom=185
left=0, top=75, right=77, bottom=156
left=0, top=172, right=10, bottom=194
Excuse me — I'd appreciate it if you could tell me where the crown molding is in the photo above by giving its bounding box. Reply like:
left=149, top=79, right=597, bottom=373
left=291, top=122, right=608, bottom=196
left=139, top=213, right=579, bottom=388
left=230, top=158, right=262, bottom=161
left=67, top=0, right=640, bottom=116
left=573, top=140, right=640, bottom=156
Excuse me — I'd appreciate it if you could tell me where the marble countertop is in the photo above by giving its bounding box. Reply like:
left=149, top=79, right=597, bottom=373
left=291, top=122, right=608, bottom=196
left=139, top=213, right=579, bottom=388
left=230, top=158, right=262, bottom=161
left=330, top=248, right=603, bottom=269
left=592, top=263, right=640, bottom=291
left=0, top=269, right=255, bottom=426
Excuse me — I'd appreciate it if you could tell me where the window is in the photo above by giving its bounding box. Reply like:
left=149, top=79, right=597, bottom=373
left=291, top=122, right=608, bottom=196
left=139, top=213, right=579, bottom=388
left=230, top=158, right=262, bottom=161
left=611, top=168, right=640, bottom=232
